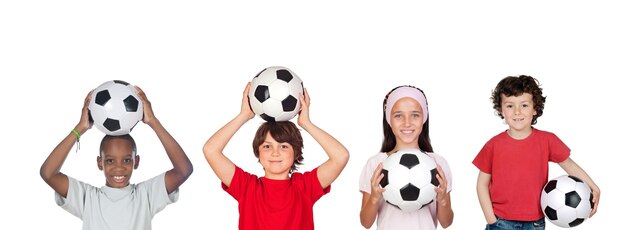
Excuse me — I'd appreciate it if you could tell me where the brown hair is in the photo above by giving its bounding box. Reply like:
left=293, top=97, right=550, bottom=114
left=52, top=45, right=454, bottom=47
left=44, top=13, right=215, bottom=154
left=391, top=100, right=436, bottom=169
left=253, top=121, right=304, bottom=173
left=491, top=75, right=546, bottom=125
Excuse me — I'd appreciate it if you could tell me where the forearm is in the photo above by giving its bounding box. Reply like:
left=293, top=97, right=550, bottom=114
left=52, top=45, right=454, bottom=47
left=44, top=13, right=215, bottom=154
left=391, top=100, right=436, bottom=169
left=300, top=122, right=349, bottom=165
left=202, top=114, right=248, bottom=186
left=437, top=192, right=454, bottom=228
left=149, top=119, right=193, bottom=178
left=40, top=128, right=82, bottom=181
left=477, top=182, right=496, bottom=223
left=360, top=194, right=380, bottom=228
left=559, top=158, right=600, bottom=192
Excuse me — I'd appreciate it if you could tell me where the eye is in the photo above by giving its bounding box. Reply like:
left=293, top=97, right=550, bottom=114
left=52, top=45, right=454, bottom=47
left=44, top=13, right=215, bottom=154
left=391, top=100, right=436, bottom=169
left=505, top=104, right=513, bottom=108
left=522, top=103, right=530, bottom=108
left=123, top=158, right=132, bottom=164
left=412, top=113, right=420, bottom=118
left=281, top=144, right=290, bottom=149
left=261, top=144, right=270, bottom=149
left=105, top=159, right=114, bottom=164
left=393, top=114, right=401, bottom=118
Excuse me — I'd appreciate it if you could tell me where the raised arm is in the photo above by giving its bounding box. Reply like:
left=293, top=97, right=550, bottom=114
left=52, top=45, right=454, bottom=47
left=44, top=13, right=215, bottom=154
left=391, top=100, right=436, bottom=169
left=558, top=157, right=600, bottom=217
left=297, top=89, right=349, bottom=189
left=135, top=86, right=193, bottom=194
left=203, top=83, right=255, bottom=187
left=477, top=171, right=497, bottom=224
left=40, top=91, right=93, bottom=198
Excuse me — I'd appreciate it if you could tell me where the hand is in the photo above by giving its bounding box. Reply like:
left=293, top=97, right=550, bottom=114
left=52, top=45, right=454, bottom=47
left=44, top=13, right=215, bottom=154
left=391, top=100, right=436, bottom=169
left=297, top=88, right=312, bottom=128
left=240, top=83, right=255, bottom=120
left=74, top=90, right=93, bottom=134
left=369, top=163, right=386, bottom=202
left=134, top=86, right=157, bottom=126
left=589, top=187, right=600, bottom=217
left=434, top=164, right=450, bottom=207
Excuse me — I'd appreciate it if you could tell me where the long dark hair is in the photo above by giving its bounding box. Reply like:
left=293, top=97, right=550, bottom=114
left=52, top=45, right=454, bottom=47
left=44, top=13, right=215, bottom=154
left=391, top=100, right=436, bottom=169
left=380, top=86, right=433, bottom=153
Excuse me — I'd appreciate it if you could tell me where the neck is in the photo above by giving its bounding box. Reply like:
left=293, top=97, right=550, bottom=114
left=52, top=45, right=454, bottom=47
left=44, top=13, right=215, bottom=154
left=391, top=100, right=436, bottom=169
left=507, top=127, right=533, bottom=140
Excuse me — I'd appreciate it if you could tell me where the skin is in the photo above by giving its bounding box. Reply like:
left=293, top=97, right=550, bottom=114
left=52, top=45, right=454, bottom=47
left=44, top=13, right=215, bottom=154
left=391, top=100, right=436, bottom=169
left=203, top=83, right=349, bottom=189
left=477, top=93, right=600, bottom=225
left=360, top=97, right=453, bottom=229
left=40, top=86, right=193, bottom=197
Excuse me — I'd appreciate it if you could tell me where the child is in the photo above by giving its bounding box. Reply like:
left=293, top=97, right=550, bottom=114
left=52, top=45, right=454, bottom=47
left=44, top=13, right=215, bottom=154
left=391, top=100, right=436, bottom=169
left=40, top=86, right=193, bottom=230
left=359, top=85, right=454, bottom=230
left=203, top=83, right=349, bottom=230
left=473, top=75, right=601, bottom=229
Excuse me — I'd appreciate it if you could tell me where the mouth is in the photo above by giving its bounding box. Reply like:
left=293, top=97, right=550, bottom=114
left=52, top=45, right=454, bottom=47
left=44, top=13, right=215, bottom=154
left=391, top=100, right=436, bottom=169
left=268, top=160, right=282, bottom=163
left=112, top=175, right=127, bottom=183
left=400, top=129, right=414, bottom=134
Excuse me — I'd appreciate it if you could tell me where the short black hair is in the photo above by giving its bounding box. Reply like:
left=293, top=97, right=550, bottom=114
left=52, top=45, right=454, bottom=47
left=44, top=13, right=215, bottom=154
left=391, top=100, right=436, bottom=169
left=99, top=134, right=137, bottom=157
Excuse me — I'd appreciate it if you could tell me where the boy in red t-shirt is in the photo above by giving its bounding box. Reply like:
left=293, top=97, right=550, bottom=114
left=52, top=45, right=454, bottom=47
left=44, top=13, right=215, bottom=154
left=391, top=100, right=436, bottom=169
left=203, top=83, right=349, bottom=230
left=473, top=75, right=600, bottom=229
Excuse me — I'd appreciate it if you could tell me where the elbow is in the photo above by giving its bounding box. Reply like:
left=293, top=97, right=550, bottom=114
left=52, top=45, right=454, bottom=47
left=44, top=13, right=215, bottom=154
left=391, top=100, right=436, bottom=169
left=441, top=215, right=454, bottom=228
left=360, top=218, right=373, bottom=229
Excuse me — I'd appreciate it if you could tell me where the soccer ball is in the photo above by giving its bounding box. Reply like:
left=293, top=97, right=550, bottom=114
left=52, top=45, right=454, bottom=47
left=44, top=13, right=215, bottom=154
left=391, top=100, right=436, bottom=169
left=248, top=66, right=304, bottom=122
left=88, top=80, right=143, bottom=136
left=541, top=175, right=594, bottom=228
left=380, top=148, right=439, bottom=212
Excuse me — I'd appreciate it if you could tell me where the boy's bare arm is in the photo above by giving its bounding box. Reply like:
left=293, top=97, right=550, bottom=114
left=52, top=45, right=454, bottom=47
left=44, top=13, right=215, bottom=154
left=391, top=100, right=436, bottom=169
left=40, top=91, right=92, bottom=198
left=203, top=83, right=254, bottom=187
left=135, top=87, right=193, bottom=194
left=298, top=89, right=349, bottom=189
left=477, top=171, right=497, bottom=224
left=558, top=157, right=601, bottom=217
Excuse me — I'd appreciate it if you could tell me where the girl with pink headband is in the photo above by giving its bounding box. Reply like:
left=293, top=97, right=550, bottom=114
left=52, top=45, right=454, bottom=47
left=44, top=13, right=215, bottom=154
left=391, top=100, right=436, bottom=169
left=359, top=85, right=454, bottom=230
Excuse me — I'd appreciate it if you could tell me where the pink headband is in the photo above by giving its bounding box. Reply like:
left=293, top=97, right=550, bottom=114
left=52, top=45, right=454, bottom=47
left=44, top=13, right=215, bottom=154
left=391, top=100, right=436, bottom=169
left=385, top=86, right=428, bottom=125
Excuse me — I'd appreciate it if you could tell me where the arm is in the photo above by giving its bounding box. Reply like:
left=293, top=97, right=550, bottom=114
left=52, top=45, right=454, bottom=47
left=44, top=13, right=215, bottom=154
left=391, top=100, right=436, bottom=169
left=40, top=91, right=93, bottom=198
left=435, top=164, right=453, bottom=228
left=360, top=163, right=385, bottom=229
left=558, top=157, right=600, bottom=217
left=297, top=89, right=349, bottom=189
left=202, top=83, right=254, bottom=187
left=477, top=171, right=497, bottom=224
left=136, top=86, right=193, bottom=194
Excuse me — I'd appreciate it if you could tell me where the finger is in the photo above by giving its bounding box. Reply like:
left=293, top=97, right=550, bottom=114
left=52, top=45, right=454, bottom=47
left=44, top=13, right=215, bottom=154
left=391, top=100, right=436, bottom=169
left=304, top=88, right=310, bottom=104
left=244, top=82, right=251, bottom=95
left=436, top=164, right=446, bottom=182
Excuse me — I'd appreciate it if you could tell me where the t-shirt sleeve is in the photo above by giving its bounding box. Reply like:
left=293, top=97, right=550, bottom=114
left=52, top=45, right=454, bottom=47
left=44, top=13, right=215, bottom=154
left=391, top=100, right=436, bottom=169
left=141, top=172, right=179, bottom=216
left=548, top=133, right=571, bottom=163
left=473, top=140, right=494, bottom=174
left=221, top=166, right=250, bottom=201
left=55, top=177, right=91, bottom=219
left=301, top=168, right=330, bottom=203
left=359, top=157, right=376, bottom=194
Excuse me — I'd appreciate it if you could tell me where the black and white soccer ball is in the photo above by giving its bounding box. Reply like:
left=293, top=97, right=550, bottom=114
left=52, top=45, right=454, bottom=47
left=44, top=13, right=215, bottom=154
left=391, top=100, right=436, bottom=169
left=380, top=148, right=439, bottom=212
left=541, top=175, right=594, bottom=228
left=88, top=80, right=143, bottom=136
left=248, top=66, right=304, bottom=122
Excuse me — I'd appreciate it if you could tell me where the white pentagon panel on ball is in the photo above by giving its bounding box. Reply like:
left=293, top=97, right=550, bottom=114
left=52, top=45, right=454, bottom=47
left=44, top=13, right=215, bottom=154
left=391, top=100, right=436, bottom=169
left=555, top=176, right=577, bottom=192
left=88, top=80, right=143, bottom=136
left=398, top=200, right=421, bottom=212
left=409, top=163, right=434, bottom=188
left=552, top=206, right=577, bottom=228
left=268, top=80, right=290, bottom=101
left=381, top=187, right=403, bottom=206
left=261, top=99, right=285, bottom=118
left=387, top=166, right=410, bottom=188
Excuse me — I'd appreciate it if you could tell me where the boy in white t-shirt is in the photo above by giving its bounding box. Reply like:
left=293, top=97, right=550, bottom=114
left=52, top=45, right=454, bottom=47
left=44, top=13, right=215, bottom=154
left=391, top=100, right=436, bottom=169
left=40, top=86, right=193, bottom=230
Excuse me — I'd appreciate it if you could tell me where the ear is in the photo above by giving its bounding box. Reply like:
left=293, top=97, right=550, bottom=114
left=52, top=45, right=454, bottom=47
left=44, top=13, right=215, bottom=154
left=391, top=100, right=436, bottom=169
left=134, top=155, right=140, bottom=169
left=97, top=156, right=103, bottom=171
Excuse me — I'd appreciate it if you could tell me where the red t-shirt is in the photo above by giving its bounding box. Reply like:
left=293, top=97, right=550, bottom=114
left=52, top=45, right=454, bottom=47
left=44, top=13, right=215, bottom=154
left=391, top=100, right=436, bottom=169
left=473, top=128, right=570, bottom=221
left=222, top=166, right=330, bottom=230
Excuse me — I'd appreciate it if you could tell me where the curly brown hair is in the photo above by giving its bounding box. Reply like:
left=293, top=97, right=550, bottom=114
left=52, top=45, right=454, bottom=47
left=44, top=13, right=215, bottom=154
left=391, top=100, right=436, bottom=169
left=252, top=121, right=304, bottom=174
left=491, top=75, right=546, bottom=125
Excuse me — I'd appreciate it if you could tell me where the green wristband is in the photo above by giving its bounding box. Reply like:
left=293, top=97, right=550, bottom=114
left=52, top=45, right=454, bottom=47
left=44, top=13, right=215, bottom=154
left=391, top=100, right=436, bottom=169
left=71, top=129, right=81, bottom=140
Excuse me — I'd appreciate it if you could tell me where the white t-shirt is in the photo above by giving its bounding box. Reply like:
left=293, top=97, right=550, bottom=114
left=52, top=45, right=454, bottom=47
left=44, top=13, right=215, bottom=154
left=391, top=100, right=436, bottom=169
left=359, top=152, right=453, bottom=230
left=55, top=173, right=178, bottom=230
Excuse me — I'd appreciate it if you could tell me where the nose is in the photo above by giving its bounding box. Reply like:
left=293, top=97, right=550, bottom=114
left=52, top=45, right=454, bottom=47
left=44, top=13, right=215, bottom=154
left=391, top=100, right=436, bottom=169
left=271, top=149, right=279, bottom=157
left=514, top=106, right=521, bottom=115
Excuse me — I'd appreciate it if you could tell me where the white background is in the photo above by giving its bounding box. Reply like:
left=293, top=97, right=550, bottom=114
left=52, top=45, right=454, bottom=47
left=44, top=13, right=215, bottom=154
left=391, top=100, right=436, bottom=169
left=1, top=1, right=624, bottom=229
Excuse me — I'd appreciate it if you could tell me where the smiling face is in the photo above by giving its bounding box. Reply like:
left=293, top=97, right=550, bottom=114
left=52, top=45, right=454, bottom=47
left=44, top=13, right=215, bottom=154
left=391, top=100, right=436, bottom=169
left=500, top=92, right=537, bottom=138
left=258, top=133, right=294, bottom=180
left=389, top=97, right=424, bottom=150
left=97, top=138, right=139, bottom=188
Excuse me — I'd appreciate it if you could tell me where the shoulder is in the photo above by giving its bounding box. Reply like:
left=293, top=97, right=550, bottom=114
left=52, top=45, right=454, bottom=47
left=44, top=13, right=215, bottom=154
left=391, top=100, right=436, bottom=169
left=532, top=128, right=559, bottom=138
left=365, top=152, right=387, bottom=164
